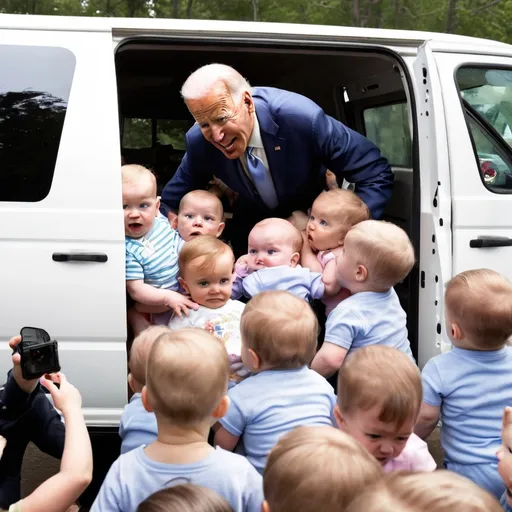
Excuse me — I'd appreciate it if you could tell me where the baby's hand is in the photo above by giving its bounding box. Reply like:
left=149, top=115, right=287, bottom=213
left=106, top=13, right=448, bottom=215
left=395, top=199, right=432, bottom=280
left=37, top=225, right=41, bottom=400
left=498, top=406, right=512, bottom=505
left=40, top=373, right=82, bottom=415
left=165, top=291, right=199, bottom=318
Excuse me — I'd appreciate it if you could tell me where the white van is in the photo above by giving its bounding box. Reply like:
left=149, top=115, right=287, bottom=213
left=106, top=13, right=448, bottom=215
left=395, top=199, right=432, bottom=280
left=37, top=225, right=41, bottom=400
left=2, top=15, right=512, bottom=430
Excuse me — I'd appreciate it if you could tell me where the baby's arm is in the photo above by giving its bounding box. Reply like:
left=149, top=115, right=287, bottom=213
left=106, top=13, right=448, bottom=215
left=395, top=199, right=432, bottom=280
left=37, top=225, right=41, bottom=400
left=300, top=232, right=323, bottom=272
left=414, top=403, right=440, bottom=439
left=311, top=342, right=348, bottom=378
left=322, top=258, right=342, bottom=296
left=21, top=373, right=92, bottom=512
left=126, top=280, right=198, bottom=317
left=214, top=427, right=240, bottom=452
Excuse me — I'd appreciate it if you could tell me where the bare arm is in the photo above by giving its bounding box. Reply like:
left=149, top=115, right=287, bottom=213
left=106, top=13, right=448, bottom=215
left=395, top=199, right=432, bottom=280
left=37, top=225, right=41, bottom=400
left=322, top=259, right=342, bottom=296
left=20, top=374, right=92, bottom=512
left=414, top=403, right=441, bottom=440
left=311, top=342, right=348, bottom=378
left=214, top=427, right=240, bottom=452
left=300, top=233, right=323, bottom=272
left=126, top=280, right=198, bottom=316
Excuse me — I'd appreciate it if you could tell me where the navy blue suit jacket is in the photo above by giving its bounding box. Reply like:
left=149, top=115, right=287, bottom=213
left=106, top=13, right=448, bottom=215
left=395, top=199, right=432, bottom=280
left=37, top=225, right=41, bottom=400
left=161, top=87, right=393, bottom=220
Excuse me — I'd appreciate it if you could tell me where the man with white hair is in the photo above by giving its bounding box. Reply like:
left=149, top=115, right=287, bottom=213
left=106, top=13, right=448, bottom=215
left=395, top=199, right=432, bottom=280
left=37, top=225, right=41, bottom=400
left=161, top=64, right=393, bottom=254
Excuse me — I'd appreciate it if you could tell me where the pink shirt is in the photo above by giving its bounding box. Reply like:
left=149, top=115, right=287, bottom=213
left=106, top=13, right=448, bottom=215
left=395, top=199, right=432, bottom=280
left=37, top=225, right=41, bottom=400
left=383, top=433, right=437, bottom=472
left=317, top=251, right=350, bottom=315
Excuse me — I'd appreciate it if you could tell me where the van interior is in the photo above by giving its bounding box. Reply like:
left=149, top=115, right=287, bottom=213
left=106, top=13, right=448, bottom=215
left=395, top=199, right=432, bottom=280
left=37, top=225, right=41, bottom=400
left=114, top=41, right=418, bottom=355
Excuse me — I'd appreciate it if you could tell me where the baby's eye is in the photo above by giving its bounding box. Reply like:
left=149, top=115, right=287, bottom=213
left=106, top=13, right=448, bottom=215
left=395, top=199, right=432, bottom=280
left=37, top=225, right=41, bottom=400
left=366, top=434, right=381, bottom=440
left=249, top=249, right=257, bottom=255
left=309, top=215, right=315, bottom=221
left=185, top=214, right=194, bottom=219
left=204, top=216, right=214, bottom=222
left=220, top=278, right=230, bottom=284
left=123, top=204, right=128, bottom=210
left=267, top=249, right=277, bottom=255
left=140, top=203, right=149, bottom=209
left=396, top=436, right=409, bottom=442
left=320, top=220, right=328, bottom=226
left=198, top=281, right=209, bottom=287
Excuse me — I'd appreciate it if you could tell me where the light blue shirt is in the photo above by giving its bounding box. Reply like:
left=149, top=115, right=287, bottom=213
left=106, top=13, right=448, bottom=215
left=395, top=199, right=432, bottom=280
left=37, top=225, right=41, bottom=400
left=91, top=446, right=263, bottom=512
left=422, top=346, right=512, bottom=498
left=119, top=394, right=157, bottom=454
left=324, top=288, right=413, bottom=359
left=125, top=214, right=183, bottom=290
left=239, top=266, right=324, bottom=301
left=219, top=366, right=336, bottom=473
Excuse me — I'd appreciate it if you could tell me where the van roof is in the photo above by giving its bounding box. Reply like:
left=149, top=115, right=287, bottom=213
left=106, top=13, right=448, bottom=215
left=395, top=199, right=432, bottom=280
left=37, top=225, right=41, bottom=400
left=1, top=14, right=511, bottom=56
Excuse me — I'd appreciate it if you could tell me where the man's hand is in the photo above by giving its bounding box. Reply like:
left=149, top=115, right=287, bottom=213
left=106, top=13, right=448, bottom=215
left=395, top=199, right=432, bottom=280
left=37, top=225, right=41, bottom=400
left=40, top=373, right=81, bottom=416
left=8, top=335, right=39, bottom=394
left=165, top=291, right=199, bottom=318
left=287, top=210, right=309, bottom=232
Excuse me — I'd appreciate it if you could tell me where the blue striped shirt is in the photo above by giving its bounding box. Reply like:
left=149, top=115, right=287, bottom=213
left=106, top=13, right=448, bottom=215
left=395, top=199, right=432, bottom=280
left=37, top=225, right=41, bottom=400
left=125, top=215, right=183, bottom=290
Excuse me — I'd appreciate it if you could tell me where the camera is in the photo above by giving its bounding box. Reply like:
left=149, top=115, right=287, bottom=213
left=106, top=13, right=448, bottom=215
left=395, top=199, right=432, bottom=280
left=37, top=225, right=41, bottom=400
left=15, top=327, right=60, bottom=380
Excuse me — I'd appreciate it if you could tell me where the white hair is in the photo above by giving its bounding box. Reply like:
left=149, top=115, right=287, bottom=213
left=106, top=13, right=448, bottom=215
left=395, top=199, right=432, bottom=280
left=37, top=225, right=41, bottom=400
left=180, top=64, right=252, bottom=102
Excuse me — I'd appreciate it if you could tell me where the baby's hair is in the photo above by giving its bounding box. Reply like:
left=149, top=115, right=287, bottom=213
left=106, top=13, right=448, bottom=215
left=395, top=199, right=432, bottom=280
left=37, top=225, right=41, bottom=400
left=179, top=236, right=234, bottom=276
left=241, top=291, right=317, bottom=369
left=337, top=346, right=422, bottom=428
left=445, top=268, right=512, bottom=349
left=146, top=328, right=229, bottom=424
left=137, top=484, right=234, bottom=512
left=264, top=426, right=382, bottom=512
left=121, top=164, right=157, bottom=196
left=345, top=470, right=502, bottom=512
left=250, top=218, right=303, bottom=253
left=129, top=325, right=171, bottom=387
left=178, top=190, right=224, bottom=219
left=346, top=220, right=415, bottom=290
left=313, top=188, right=370, bottom=238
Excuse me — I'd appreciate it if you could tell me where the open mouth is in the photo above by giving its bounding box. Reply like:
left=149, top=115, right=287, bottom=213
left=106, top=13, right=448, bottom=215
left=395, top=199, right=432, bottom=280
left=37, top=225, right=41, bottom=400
left=129, top=223, right=143, bottom=230
left=220, top=137, right=236, bottom=152
left=189, top=231, right=201, bottom=237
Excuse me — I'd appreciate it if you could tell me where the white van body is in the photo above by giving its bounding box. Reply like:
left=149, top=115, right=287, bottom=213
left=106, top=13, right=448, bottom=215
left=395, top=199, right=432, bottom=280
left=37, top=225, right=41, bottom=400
left=2, top=14, right=512, bottom=427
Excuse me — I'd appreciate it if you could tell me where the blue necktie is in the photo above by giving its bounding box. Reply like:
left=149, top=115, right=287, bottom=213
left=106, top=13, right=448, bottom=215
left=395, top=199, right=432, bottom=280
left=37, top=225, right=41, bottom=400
left=246, top=147, right=279, bottom=209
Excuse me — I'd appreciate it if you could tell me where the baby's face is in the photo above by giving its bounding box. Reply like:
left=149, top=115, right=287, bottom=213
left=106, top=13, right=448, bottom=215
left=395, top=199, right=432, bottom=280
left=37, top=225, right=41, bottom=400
left=335, top=239, right=360, bottom=289
left=247, top=225, right=299, bottom=271
left=175, top=195, right=224, bottom=242
left=123, top=177, right=159, bottom=239
left=180, top=251, right=234, bottom=309
left=339, top=404, right=414, bottom=466
left=306, top=199, right=346, bottom=252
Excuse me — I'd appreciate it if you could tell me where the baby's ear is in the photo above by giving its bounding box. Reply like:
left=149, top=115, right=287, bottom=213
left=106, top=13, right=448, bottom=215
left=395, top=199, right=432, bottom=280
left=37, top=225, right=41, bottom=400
left=290, top=252, right=300, bottom=268
left=141, top=386, right=153, bottom=413
left=504, top=407, right=512, bottom=427
left=333, top=404, right=344, bottom=429
left=155, top=197, right=161, bottom=216
left=178, top=277, right=189, bottom=294
left=171, top=215, right=179, bottom=231
left=355, top=264, right=368, bottom=282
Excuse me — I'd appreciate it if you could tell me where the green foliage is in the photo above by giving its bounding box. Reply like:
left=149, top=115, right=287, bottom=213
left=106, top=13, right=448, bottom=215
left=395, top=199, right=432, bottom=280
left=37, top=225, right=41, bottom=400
left=2, top=0, right=512, bottom=44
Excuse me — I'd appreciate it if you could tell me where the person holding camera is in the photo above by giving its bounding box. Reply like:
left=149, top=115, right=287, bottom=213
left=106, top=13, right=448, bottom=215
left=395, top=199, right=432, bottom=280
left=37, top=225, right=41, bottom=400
left=0, top=335, right=92, bottom=511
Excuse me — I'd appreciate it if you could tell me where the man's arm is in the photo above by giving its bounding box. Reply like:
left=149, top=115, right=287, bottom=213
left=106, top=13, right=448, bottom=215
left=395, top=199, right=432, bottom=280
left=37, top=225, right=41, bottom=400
left=414, top=403, right=441, bottom=440
left=312, top=110, right=394, bottom=219
left=311, top=342, right=348, bottom=378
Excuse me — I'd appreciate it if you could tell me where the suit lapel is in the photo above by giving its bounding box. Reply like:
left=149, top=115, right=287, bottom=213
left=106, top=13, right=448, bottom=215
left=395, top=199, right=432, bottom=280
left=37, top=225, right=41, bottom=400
left=254, top=99, right=287, bottom=201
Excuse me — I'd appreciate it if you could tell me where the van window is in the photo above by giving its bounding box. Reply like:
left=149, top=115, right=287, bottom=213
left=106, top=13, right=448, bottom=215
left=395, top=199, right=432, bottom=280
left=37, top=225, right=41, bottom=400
left=457, top=67, right=512, bottom=192
left=363, top=103, right=412, bottom=168
left=123, top=118, right=152, bottom=149
left=0, top=45, right=75, bottom=202
left=157, top=119, right=193, bottom=151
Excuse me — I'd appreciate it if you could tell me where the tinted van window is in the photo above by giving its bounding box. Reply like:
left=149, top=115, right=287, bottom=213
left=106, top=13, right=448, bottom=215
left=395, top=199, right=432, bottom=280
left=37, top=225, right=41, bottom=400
left=0, top=45, right=75, bottom=202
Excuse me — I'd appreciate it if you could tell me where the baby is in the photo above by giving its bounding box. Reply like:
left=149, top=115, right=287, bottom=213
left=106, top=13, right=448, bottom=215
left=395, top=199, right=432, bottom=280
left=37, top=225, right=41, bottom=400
left=301, top=188, right=370, bottom=315
left=311, top=220, right=415, bottom=377
left=345, top=471, right=502, bottom=512
left=92, top=328, right=263, bottom=511
left=119, top=325, right=170, bottom=454
left=214, top=291, right=336, bottom=474
left=262, top=426, right=382, bottom=512
left=415, top=268, right=512, bottom=498
left=232, top=218, right=331, bottom=301
left=498, top=407, right=512, bottom=511
left=335, top=345, right=436, bottom=471
left=169, top=236, right=249, bottom=385
left=123, top=164, right=225, bottom=319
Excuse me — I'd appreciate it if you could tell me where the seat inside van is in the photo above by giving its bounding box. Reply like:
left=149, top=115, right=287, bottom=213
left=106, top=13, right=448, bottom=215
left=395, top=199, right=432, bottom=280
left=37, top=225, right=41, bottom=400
left=115, top=40, right=418, bottom=353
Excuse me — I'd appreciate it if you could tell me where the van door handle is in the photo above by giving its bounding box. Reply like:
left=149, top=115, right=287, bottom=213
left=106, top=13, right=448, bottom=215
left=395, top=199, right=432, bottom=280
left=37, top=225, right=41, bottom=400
left=469, top=236, right=512, bottom=248
left=52, top=252, right=108, bottom=263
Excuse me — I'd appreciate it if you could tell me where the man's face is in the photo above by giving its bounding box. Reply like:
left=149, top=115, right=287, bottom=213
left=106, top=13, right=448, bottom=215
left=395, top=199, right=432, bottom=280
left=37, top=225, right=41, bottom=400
left=123, top=177, right=159, bottom=239
left=174, top=195, right=225, bottom=242
left=186, top=82, right=255, bottom=160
